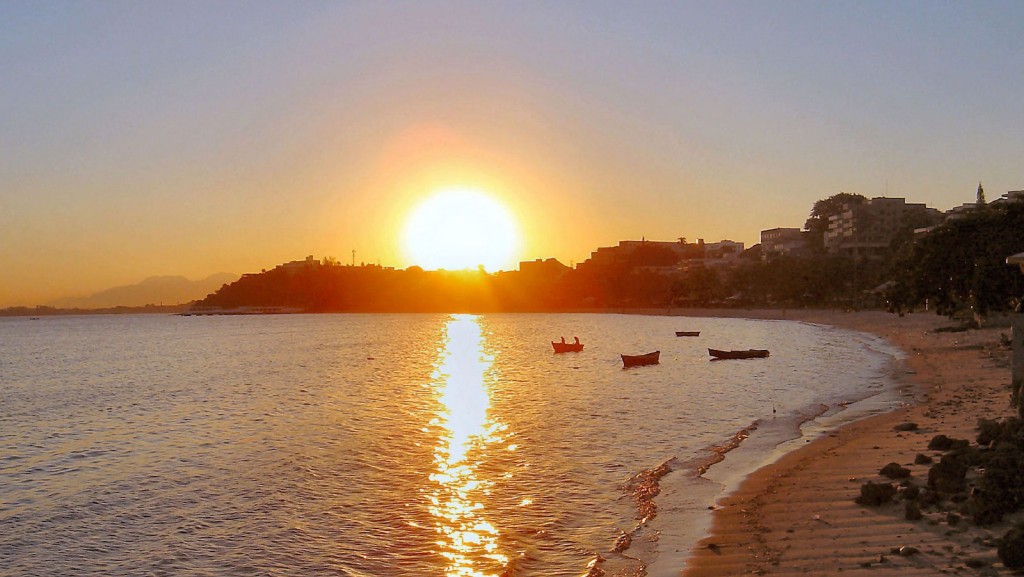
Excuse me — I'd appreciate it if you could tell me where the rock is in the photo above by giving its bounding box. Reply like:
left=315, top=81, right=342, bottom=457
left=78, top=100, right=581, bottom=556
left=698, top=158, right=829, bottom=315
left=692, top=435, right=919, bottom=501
left=998, top=523, right=1024, bottom=569
left=928, top=434, right=970, bottom=451
left=947, top=512, right=961, bottom=525
left=919, top=489, right=940, bottom=506
left=928, top=455, right=968, bottom=493
left=902, top=485, right=921, bottom=501
left=898, top=545, right=920, bottom=556
left=856, top=481, right=897, bottom=506
left=880, top=462, right=911, bottom=479
left=915, top=453, right=934, bottom=465
left=905, top=500, right=923, bottom=520
left=976, top=418, right=1001, bottom=446
left=894, top=422, right=919, bottom=432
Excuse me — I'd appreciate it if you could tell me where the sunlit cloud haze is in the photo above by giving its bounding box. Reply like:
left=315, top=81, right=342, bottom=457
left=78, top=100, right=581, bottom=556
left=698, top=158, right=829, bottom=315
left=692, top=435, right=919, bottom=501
left=2, top=1, right=1023, bottom=306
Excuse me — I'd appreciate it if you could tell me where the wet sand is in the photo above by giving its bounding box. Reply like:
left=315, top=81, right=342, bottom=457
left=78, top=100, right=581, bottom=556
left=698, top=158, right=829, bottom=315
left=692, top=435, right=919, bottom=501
left=654, top=309, right=1018, bottom=576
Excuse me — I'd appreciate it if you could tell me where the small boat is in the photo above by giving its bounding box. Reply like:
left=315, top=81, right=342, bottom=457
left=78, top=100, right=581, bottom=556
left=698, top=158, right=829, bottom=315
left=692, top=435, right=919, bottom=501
left=708, top=348, right=770, bottom=360
left=552, top=337, right=584, bottom=353
left=621, top=350, right=660, bottom=368
left=675, top=331, right=700, bottom=337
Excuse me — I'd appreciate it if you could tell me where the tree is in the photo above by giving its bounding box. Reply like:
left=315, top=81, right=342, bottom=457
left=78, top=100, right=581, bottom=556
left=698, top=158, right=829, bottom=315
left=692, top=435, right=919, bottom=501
left=804, top=192, right=867, bottom=252
left=892, top=203, right=1024, bottom=321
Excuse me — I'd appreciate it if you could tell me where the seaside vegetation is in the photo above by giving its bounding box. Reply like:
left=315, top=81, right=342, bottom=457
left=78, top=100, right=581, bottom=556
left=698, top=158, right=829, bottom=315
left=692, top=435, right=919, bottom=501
left=887, top=201, right=1024, bottom=323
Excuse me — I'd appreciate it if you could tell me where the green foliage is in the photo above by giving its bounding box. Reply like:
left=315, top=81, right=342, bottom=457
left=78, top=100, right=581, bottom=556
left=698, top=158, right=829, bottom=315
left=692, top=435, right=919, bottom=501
left=671, top=266, right=725, bottom=306
left=890, top=203, right=1024, bottom=319
left=804, top=192, right=867, bottom=252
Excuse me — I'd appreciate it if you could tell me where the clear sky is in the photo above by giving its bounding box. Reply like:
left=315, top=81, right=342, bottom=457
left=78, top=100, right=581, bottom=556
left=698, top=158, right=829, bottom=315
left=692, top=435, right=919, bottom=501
left=3, top=1, right=1023, bottom=306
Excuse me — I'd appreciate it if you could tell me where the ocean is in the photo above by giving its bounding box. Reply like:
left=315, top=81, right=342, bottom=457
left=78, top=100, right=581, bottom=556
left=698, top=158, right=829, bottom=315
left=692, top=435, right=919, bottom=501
left=0, top=312, right=905, bottom=577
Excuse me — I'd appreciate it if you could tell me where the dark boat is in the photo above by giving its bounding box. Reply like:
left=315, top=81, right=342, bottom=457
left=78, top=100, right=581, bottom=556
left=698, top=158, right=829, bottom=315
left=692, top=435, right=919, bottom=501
left=708, top=348, right=770, bottom=360
left=552, top=337, right=584, bottom=353
left=675, top=331, right=700, bottom=337
left=621, top=350, right=660, bottom=368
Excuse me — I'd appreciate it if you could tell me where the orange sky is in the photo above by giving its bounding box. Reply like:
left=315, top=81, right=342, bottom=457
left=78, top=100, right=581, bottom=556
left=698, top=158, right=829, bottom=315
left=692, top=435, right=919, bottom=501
left=2, top=3, right=1023, bottom=306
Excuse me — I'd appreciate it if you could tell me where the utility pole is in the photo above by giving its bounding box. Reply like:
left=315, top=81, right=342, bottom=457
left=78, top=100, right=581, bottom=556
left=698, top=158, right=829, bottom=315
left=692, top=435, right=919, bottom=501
left=352, top=249, right=356, bottom=267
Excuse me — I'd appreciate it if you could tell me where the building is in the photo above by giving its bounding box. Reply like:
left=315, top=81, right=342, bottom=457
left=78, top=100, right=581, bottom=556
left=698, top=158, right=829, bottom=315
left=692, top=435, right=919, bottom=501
left=518, top=258, right=570, bottom=279
left=577, top=239, right=690, bottom=273
left=992, top=190, right=1024, bottom=207
left=760, top=228, right=807, bottom=260
left=945, top=186, right=1023, bottom=219
left=702, top=240, right=744, bottom=259
left=825, top=197, right=942, bottom=258
left=276, top=255, right=322, bottom=274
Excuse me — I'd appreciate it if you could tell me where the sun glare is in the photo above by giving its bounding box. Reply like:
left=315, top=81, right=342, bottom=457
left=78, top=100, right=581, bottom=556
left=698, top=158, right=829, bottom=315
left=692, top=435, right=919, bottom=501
left=401, top=189, right=520, bottom=272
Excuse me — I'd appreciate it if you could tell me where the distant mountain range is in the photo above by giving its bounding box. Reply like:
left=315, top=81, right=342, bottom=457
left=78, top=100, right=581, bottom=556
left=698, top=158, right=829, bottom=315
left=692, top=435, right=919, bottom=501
left=50, top=273, right=238, bottom=309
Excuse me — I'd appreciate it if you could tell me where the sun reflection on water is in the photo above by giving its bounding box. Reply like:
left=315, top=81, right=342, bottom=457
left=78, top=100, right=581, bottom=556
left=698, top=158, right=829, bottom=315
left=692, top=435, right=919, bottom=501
left=428, top=314, right=509, bottom=577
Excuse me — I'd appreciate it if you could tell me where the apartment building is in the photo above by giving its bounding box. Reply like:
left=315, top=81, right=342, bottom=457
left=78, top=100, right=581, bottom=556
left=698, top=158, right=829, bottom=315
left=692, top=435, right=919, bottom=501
left=825, top=197, right=942, bottom=258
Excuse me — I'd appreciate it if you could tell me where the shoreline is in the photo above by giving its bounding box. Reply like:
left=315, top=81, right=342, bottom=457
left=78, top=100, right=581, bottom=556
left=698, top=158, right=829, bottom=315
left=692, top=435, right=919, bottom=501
left=652, top=309, right=1019, bottom=575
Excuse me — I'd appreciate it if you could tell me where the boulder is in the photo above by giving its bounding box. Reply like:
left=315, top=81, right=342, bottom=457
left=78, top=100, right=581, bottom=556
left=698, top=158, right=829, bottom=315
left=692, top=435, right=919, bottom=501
left=880, top=462, right=911, bottom=479
left=998, top=523, right=1024, bottom=569
left=928, top=455, right=967, bottom=493
left=856, top=482, right=897, bottom=506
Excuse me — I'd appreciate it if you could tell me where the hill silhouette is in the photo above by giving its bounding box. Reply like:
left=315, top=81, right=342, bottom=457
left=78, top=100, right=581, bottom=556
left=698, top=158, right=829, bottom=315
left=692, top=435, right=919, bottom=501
left=50, top=273, right=238, bottom=309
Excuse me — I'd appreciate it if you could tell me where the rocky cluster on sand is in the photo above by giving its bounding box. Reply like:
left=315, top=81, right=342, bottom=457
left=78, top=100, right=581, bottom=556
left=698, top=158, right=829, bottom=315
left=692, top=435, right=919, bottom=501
left=857, top=417, right=1024, bottom=570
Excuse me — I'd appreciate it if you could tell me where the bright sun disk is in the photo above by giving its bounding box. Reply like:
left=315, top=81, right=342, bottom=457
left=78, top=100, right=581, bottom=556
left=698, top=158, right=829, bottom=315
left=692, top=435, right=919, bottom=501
left=401, top=189, right=520, bottom=271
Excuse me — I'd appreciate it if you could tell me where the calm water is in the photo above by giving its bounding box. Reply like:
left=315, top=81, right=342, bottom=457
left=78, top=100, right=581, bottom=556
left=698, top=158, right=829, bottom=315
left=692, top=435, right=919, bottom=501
left=0, top=313, right=902, bottom=577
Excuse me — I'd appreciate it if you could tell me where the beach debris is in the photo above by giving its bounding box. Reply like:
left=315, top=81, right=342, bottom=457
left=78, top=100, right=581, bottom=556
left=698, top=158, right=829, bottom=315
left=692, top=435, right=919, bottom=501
left=898, top=545, right=921, bottom=556
left=915, top=453, right=934, bottom=465
left=856, top=481, right=897, bottom=506
left=880, top=462, right=912, bottom=479
left=707, top=543, right=721, bottom=554
left=894, top=421, right=919, bottom=432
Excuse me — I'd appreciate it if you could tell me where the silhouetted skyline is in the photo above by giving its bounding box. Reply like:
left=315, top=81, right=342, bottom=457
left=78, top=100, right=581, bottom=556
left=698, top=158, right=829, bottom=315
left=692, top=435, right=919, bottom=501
left=3, top=2, right=1023, bottom=306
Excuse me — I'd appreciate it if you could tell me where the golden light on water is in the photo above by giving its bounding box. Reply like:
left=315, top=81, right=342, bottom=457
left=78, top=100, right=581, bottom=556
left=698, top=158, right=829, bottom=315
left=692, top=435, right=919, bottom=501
left=428, top=314, right=509, bottom=576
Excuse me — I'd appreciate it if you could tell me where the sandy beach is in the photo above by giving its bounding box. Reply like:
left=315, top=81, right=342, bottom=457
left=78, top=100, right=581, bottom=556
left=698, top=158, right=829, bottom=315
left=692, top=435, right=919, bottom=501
left=656, top=309, right=1020, bottom=576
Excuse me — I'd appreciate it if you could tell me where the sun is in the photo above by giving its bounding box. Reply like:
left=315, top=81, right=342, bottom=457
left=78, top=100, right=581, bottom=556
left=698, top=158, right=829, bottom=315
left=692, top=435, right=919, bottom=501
left=401, top=188, right=521, bottom=272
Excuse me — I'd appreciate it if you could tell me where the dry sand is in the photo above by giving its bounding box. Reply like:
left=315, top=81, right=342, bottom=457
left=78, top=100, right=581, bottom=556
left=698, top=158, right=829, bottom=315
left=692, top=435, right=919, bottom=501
left=654, top=309, right=1020, bottom=576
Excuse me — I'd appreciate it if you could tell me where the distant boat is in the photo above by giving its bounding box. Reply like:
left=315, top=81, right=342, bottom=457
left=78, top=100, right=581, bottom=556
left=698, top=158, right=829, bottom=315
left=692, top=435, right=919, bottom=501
left=675, top=331, right=700, bottom=337
left=552, top=337, right=584, bottom=353
left=621, top=350, right=660, bottom=368
left=708, top=348, right=770, bottom=360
